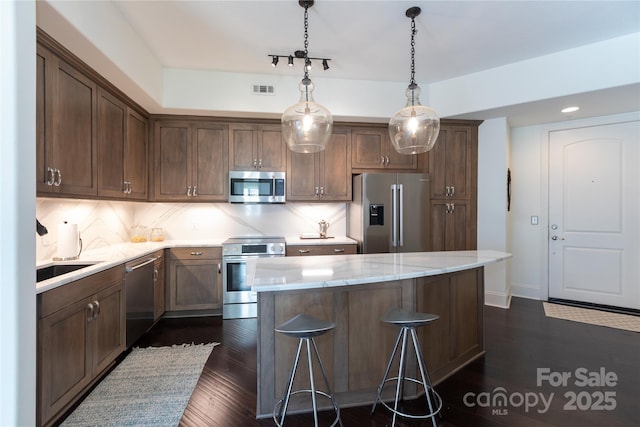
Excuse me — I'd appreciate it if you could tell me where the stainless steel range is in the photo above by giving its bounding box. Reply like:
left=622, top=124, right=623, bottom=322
left=222, top=236, right=286, bottom=319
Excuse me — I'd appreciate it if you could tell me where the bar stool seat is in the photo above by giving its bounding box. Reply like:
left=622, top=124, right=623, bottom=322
left=273, top=314, right=342, bottom=427
left=371, top=308, right=443, bottom=427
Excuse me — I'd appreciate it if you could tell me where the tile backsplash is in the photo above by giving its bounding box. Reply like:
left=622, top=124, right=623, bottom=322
left=36, top=198, right=347, bottom=261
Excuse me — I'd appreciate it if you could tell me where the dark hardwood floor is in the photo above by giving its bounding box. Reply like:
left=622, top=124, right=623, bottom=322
left=128, top=298, right=639, bottom=426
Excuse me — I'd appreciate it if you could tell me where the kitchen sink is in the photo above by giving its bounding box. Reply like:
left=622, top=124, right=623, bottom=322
left=36, top=263, right=98, bottom=282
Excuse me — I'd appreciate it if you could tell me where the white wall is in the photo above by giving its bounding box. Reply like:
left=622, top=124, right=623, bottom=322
left=0, top=1, right=36, bottom=425
left=509, top=112, right=640, bottom=300
left=478, top=118, right=510, bottom=307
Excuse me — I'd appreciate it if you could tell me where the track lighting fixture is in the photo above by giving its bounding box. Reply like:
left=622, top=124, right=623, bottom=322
left=388, top=6, right=440, bottom=155
left=269, top=52, right=331, bottom=71
left=271, top=56, right=279, bottom=67
left=280, top=0, right=333, bottom=154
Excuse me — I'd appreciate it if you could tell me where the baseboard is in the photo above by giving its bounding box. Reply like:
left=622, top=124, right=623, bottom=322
left=511, top=283, right=542, bottom=300
left=484, top=290, right=511, bottom=308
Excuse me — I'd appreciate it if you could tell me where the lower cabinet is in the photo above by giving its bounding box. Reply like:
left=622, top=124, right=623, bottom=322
left=429, top=199, right=476, bottom=251
left=416, top=268, right=484, bottom=384
left=37, top=266, right=125, bottom=427
left=153, top=249, right=166, bottom=321
left=286, top=243, right=357, bottom=256
left=167, top=247, right=222, bottom=311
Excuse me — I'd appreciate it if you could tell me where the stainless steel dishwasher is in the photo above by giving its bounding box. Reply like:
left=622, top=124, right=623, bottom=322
left=125, top=256, right=156, bottom=348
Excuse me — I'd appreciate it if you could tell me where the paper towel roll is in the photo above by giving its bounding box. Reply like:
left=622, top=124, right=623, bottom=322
left=57, top=222, right=79, bottom=260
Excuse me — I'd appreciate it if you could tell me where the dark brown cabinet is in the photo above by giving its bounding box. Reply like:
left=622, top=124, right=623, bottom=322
left=97, top=89, right=148, bottom=200
left=36, top=43, right=98, bottom=197
left=351, top=127, right=419, bottom=171
left=416, top=268, right=484, bottom=384
left=287, top=128, right=352, bottom=201
left=37, top=267, right=125, bottom=427
left=153, top=120, right=228, bottom=201
left=286, top=243, right=357, bottom=256
left=166, top=247, right=222, bottom=311
left=229, top=124, right=287, bottom=171
left=428, top=122, right=480, bottom=251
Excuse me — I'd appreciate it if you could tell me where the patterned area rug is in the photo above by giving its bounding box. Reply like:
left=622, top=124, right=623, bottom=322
left=62, top=343, right=218, bottom=427
left=543, top=303, right=640, bottom=333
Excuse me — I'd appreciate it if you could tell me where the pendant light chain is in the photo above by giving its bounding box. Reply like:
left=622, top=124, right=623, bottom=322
left=303, top=4, right=310, bottom=81
left=409, top=15, right=417, bottom=88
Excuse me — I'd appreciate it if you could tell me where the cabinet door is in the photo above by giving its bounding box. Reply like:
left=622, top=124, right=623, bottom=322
left=319, top=128, right=351, bottom=201
left=229, top=124, right=257, bottom=170
left=351, top=128, right=386, bottom=169
left=257, top=125, right=287, bottom=171
left=386, top=140, right=419, bottom=170
left=287, top=150, right=319, bottom=201
left=167, top=248, right=222, bottom=311
left=192, top=124, right=228, bottom=201
left=92, top=283, right=125, bottom=375
left=52, top=59, right=98, bottom=196
left=39, top=296, right=92, bottom=424
left=429, top=125, right=477, bottom=199
left=124, top=108, right=148, bottom=200
left=36, top=44, right=55, bottom=194
left=449, top=268, right=483, bottom=360
left=430, top=200, right=474, bottom=251
left=45, top=60, right=98, bottom=196
left=154, top=121, right=190, bottom=200
left=97, top=88, right=126, bottom=198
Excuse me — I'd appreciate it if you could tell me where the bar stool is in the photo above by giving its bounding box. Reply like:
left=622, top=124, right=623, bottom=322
left=371, top=308, right=443, bottom=427
left=273, top=314, right=342, bottom=427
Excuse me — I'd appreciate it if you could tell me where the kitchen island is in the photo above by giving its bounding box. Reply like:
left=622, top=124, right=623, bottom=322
left=247, top=250, right=510, bottom=418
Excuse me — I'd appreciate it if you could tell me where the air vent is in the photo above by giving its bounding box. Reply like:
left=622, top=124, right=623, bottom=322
left=252, top=84, right=275, bottom=95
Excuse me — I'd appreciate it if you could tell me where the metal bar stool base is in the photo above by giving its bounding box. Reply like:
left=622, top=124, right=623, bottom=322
left=371, top=309, right=443, bottom=427
left=273, top=314, right=343, bottom=427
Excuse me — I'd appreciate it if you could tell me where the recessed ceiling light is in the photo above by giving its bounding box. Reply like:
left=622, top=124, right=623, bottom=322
left=561, top=106, right=580, bottom=113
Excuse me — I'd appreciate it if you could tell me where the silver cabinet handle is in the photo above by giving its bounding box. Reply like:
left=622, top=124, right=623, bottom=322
left=87, top=302, right=95, bottom=321
left=46, top=167, right=54, bottom=185
left=187, top=186, right=192, bottom=196
left=385, top=156, right=390, bottom=165
left=154, top=268, right=158, bottom=282
left=451, top=186, right=455, bottom=196
left=190, top=251, right=203, bottom=256
left=298, top=249, right=310, bottom=254
left=445, top=186, right=450, bottom=196
left=93, top=300, right=100, bottom=317
left=314, top=187, right=319, bottom=196
left=380, top=156, right=385, bottom=165
left=217, top=263, right=221, bottom=274
left=446, top=203, right=455, bottom=213
left=53, top=168, right=62, bottom=186
left=258, top=159, right=263, bottom=168
left=334, top=248, right=344, bottom=253
left=319, top=186, right=324, bottom=196
left=253, top=158, right=257, bottom=168
left=127, top=181, right=132, bottom=194
left=193, top=185, right=197, bottom=196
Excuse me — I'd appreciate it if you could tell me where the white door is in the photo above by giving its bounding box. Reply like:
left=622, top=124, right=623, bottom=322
left=548, top=121, right=640, bottom=309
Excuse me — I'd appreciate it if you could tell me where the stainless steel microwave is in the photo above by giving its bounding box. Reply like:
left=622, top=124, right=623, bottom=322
left=228, top=171, right=286, bottom=203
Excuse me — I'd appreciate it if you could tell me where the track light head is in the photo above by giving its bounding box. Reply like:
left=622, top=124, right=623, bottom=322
left=288, top=55, right=294, bottom=66
left=322, top=59, right=329, bottom=70
left=271, top=56, right=279, bottom=67
left=305, top=58, right=312, bottom=71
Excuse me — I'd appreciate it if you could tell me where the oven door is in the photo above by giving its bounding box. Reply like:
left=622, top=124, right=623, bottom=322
left=222, top=256, right=256, bottom=304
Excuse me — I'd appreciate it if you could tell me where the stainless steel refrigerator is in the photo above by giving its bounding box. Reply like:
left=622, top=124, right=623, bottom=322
left=348, top=173, right=430, bottom=253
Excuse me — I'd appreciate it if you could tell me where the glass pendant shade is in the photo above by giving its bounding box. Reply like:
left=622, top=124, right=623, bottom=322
left=282, top=78, right=333, bottom=153
left=389, top=84, right=440, bottom=155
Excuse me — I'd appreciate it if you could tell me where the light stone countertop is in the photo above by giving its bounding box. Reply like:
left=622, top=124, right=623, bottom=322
left=247, top=250, right=511, bottom=293
left=35, top=237, right=357, bottom=294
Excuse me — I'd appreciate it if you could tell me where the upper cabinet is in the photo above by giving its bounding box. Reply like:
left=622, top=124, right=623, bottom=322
left=97, top=89, right=148, bottom=200
left=37, top=31, right=150, bottom=201
left=287, top=128, right=352, bottom=201
left=229, top=124, right=287, bottom=171
left=36, top=44, right=98, bottom=197
left=351, top=127, right=420, bottom=171
left=153, top=119, right=228, bottom=202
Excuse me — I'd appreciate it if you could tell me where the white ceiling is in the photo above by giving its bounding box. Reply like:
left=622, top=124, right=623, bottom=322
left=109, top=1, right=640, bottom=125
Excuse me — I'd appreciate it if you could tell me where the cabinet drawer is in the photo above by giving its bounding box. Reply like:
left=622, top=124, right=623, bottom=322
left=287, top=244, right=357, bottom=256
left=39, top=266, right=124, bottom=319
left=169, top=247, right=222, bottom=260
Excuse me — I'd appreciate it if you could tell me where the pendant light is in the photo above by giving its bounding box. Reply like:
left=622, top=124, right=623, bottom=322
left=281, top=0, right=333, bottom=154
left=389, top=7, right=440, bottom=155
